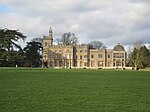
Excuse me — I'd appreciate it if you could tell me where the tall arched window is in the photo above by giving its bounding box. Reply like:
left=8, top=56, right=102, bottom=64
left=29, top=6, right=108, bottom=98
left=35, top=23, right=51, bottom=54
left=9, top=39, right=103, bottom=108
left=45, top=43, right=48, bottom=47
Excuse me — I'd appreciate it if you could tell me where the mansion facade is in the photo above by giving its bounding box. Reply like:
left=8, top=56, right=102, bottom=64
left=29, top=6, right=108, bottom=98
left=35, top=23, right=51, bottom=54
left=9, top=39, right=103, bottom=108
left=42, top=28, right=127, bottom=69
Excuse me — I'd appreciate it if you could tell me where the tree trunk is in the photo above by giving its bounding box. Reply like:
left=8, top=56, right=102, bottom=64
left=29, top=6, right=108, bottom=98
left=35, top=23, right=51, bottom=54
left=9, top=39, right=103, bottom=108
left=134, top=63, right=138, bottom=70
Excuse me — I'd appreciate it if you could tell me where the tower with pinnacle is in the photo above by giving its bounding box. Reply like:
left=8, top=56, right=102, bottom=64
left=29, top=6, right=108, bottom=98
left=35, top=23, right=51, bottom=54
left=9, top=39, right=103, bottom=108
left=43, top=27, right=53, bottom=48
left=48, top=27, right=53, bottom=46
left=42, top=27, right=53, bottom=67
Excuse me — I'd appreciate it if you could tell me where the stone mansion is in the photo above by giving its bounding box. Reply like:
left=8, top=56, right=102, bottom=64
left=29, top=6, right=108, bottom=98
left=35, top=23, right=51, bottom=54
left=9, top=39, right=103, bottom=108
left=42, top=28, right=127, bottom=69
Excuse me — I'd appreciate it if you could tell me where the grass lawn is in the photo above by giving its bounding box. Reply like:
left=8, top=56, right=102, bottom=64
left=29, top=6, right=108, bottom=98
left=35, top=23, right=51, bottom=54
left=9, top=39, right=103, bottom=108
left=0, top=68, right=150, bottom=112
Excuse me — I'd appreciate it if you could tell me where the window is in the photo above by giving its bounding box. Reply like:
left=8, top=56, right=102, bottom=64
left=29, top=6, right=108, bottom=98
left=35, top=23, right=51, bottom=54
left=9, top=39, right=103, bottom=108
left=80, top=61, right=82, bottom=67
left=65, top=54, right=69, bottom=59
left=108, top=54, right=110, bottom=58
left=59, top=60, right=62, bottom=67
left=113, top=53, right=124, bottom=58
left=80, top=50, right=82, bottom=53
left=108, top=62, right=110, bottom=67
left=84, top=62, right=87, bottom=67
left=121, top=53, right=124, bottom=58
left=98, top=61, right=103, bottom=67
left=116, top=60, right=121, bottom=66
left=98, top=54, right=103, bottom=58
left=91, top=61, right=94, bottom=67
left=55, top=55, right=57, bottom=59
left=80, top=55, right=82, bottom=59
left=59, top=55, right=62, bottom=59
left=45, top=43, right=48, bottom=47
left=84, top=55, right=87, bottom=59
left=66, top=49, right=70, bottom=53
left=113, top=63, right=115, bottom=66
left=69, top=54, right=71, bottom=59
left=122, top=62, right=124, bottom=66
left=91, top=54, right=94, bottom=58
left=49, top=51, right=52, bottom=59
left=54, top=60, right=57, bottom=66
left=49, top=54, right=52, bottom=59
left=59, top=50, right=62, bottom=52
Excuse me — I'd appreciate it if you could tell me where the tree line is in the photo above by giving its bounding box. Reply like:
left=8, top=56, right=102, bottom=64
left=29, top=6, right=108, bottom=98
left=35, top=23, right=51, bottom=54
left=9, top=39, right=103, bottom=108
left=0, top=28, right=106, bottom=67
left=127, top=41, right=150, bottom=70
left=0, top=28, right=42, bottom=67
left=0, top=28, right=150, bottom=69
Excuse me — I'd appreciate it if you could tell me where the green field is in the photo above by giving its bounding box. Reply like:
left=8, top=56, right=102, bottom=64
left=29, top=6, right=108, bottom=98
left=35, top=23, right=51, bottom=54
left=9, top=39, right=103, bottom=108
left=0, top=68, right=150, bottom=112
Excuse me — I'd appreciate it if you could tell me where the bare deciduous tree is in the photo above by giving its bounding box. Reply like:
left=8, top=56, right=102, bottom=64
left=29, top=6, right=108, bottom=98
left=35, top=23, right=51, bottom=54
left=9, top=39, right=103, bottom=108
left=61, top=32, right=78, bottom=45
left=133, top=41, right=143, bottom=50
left=56, top=38, right=62, bottom=45
left=89, top=41, right=106, bottom=49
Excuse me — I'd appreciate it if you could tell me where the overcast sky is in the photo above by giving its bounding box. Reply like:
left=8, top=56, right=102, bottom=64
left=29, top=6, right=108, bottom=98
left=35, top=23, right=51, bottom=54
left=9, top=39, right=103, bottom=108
left=0, top=0, right=150, bottom=47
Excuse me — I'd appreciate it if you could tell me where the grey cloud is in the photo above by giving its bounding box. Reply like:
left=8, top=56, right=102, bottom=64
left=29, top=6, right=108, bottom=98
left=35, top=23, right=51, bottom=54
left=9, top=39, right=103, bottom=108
left=0, top=0, right=150, bottom=47
left=130, top=0, right=150, bottom=3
